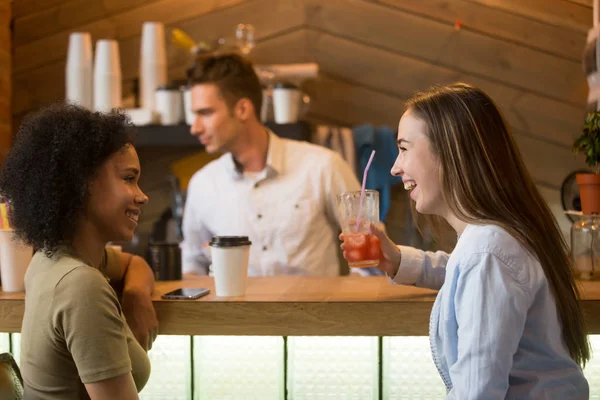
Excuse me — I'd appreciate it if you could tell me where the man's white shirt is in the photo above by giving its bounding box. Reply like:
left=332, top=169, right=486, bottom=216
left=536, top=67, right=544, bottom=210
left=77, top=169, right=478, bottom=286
left=181, top=131, right=361, bottom=276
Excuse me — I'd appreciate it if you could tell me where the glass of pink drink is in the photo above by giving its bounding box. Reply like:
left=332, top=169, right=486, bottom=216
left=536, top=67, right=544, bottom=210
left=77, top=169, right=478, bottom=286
left=337, top=190, right=381, bottom=268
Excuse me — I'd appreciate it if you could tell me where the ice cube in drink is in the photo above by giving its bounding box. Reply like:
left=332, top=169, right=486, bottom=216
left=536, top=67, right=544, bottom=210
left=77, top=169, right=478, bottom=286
left=345, top=232, right=380, bottom=268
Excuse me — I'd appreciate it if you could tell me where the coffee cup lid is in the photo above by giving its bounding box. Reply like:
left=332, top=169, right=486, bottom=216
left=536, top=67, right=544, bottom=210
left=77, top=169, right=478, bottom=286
left=274, top=81, right=298, bottom=89
left=156, top=83, right=180, bottom=91
left=210, top=236, right=252, bottom=247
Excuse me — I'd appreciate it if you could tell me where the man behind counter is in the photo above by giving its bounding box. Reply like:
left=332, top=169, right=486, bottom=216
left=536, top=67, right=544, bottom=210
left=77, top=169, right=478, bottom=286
left=181, top=53, right=360, bottom=277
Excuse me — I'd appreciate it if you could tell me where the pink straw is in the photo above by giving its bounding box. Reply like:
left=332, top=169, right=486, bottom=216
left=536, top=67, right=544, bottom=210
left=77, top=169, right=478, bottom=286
left=355, top=150, right=376, bottom=230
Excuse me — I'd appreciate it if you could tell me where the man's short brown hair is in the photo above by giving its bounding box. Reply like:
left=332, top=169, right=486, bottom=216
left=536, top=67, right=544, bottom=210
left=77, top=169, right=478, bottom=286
left=187, top=53, right=262, bottom=119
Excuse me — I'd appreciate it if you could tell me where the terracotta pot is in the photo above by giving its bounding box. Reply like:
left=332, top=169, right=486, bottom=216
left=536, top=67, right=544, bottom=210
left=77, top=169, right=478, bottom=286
left=576, top=173, right=600, bottom=214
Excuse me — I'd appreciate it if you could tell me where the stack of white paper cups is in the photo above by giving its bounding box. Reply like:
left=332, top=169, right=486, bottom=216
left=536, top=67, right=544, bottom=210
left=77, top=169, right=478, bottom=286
left=93, top=40, right=122, bottom=112
left=140, top=22, right=167, bottom=111
left=66, top=32, right=93, bottom=110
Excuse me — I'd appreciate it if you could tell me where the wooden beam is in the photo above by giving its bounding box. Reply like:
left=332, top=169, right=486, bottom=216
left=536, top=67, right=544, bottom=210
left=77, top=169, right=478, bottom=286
left=375, top=0, right=587, bottom=61
left=465, top=0, right=592, bottom=33
left=305, top=0, right=588, bottom=106
left=249, top=29, right=309, bottom=65
left=513, top=131, right=588, bottom=189
left=13, top=62, right=64, bottom=118
left=12, top=0, right=248, bottom=74
left=304, top=29, right=585, bottom=148
left=304, top=74, right=403, bottom=128
left=564, top=0, right=593, bottom=7
left=11, top=0, right=66, bottom=19
left=13, top=0, right=156, bottom=47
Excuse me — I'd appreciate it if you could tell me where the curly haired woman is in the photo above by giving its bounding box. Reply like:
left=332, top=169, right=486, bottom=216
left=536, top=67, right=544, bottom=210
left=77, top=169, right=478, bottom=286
left=0, top=103, right=157, bottom=400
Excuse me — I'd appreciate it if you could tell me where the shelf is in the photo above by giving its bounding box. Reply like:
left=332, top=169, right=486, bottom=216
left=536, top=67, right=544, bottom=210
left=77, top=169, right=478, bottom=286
left=135, top=124, right=198, bottom=147
left=134, top=121, right=311, bottom=147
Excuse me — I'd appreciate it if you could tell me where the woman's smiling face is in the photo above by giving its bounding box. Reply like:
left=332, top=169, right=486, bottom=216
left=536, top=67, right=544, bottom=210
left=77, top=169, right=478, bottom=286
left=391, top=109, right=446, bottom=217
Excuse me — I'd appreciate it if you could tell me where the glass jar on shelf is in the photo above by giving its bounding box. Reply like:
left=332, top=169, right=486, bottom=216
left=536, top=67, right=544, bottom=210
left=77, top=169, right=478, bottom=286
left=571, top=214, right=600, bottom=280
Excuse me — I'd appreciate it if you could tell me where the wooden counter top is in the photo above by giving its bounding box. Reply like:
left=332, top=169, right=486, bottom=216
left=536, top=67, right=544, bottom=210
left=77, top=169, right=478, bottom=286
left=0, top=276, right=599, bottom=336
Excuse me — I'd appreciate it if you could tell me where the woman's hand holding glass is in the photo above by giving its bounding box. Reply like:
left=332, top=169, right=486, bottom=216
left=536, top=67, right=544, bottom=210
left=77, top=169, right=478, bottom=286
left=340, top=223, right=401, bottom=277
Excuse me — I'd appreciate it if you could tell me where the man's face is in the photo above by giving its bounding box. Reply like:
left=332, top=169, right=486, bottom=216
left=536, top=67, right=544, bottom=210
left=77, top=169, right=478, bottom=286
left=189, top=83, right=241, bottom=154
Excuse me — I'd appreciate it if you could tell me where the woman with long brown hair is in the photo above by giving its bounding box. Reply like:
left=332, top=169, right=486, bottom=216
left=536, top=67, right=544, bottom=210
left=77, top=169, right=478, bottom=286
left=341, top=83, right=590, bottom=398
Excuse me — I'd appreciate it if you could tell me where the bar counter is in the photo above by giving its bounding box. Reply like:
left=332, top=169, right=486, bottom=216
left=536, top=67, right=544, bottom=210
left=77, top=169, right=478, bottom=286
left=0, top=276, right=599, bottom=335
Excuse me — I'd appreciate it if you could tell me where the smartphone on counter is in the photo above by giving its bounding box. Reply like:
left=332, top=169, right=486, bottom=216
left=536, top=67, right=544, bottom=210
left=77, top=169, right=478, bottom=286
left=161, top=288, right=210, bottom=300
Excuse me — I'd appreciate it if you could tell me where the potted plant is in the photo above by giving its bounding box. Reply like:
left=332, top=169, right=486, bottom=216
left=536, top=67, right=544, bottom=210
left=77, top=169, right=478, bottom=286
left=572, top=111, right=600, bottom=214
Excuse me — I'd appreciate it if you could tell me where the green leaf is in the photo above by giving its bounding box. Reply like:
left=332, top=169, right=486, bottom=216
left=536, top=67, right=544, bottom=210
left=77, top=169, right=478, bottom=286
left=574, top=111, right=600, bottom=168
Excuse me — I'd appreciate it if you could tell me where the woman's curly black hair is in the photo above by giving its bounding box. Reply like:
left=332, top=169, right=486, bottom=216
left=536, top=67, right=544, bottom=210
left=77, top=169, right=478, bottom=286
left=0, top=103, right=137, bottom=257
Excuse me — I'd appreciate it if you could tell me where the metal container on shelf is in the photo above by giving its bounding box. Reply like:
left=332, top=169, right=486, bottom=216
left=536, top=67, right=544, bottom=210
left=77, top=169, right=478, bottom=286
left=146, top=242, right=182, bottom=281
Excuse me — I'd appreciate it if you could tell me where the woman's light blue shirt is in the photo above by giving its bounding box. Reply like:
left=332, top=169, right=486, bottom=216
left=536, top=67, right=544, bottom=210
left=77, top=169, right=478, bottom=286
left=392, top=224, right=588, bottom=399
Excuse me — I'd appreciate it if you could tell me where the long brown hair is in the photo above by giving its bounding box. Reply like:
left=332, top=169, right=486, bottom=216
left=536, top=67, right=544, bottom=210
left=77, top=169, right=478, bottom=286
left=407, top=82, right=590, bottom=367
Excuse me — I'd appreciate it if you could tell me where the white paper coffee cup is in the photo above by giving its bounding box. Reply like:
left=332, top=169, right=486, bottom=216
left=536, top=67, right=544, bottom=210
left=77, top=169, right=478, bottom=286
left=0, top=230, right=33, bottom=292
left=273, top=82, right=301, bottom=124
left=155, top=85, right=183, bottom=125
left=210, top=236, right=251, bottom=297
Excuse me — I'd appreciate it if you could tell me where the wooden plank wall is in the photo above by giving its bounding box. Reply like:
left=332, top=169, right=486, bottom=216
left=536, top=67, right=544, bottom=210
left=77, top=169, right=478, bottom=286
left=10, top=0, right=594, bottom=250
left=0, top=0, right=10, bottom=164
